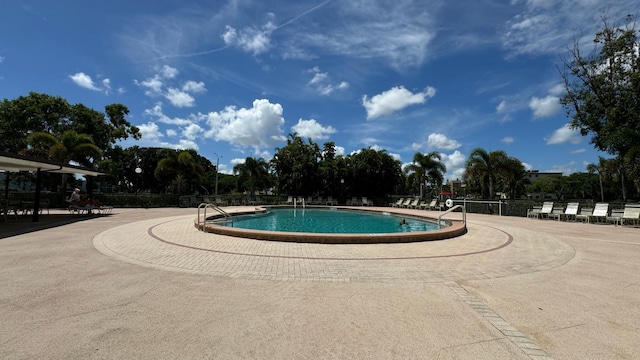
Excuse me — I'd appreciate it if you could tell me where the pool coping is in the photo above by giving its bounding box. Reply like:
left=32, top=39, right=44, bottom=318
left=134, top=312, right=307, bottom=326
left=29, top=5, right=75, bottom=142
left=194, top=206, right=467, bottom=244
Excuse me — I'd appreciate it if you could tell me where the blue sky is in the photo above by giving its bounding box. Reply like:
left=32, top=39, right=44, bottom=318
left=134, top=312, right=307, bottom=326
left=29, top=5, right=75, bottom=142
left=0, top=1, right=636, bottom=180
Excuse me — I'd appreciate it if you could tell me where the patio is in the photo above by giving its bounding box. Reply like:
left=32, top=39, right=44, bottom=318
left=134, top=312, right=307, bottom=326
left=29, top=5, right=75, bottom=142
left=1, top=206, right=638, bottom=359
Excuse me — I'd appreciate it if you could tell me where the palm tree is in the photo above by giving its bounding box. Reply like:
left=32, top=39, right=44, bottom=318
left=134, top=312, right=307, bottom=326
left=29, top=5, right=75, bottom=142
left=154, top=150, right=204, bottom=194
left=403, top=152, right=446, bottom=199
left=25, top=130, right=102, bottom=193
left=233, top=157, right=270, bottom=198
left=586, top=158, right=606, bottom=202
left=464, top=148, right=508, bottom=199
left=498, top=157, right=529, bottom=199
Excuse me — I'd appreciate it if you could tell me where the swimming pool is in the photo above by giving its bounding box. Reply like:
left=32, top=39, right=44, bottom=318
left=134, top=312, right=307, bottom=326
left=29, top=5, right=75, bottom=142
left=230, top=208, right=438, bottom=234
left=198, top=206, right=467, bottom=244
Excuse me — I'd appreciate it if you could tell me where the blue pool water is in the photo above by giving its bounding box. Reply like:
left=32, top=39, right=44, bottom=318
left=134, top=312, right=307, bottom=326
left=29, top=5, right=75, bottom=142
left=229, top=208, right=439, bottom=234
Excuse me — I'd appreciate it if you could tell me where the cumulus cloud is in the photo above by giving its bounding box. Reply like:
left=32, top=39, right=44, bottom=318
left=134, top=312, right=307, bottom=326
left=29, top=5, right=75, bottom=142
left=411, top=143, right=422, bottom=151
left=137, top=122, right=164, bottom=141
left=165, top=88, right=196, bottom=107
left=427, top=133, right=461, bottom=150
left=362, top=86, right=436, bottom=119
left=182, top=123, right=203, bottom=140
left=204, top=99, right=285, bottom=148
left=440, top=150, right=466, bottom=180
left=291, top=118, right=336, bottom=140
left=529, top=95, right=561, bottom=119
left=545, top=124, right=582, bottom=145
left=182, top=80, right=206, bottom=93
left=69, top=72, right=110, bottom=93
left=501, top=136, right=514, bottom=144
left=161, top=65, right=178, bottom=79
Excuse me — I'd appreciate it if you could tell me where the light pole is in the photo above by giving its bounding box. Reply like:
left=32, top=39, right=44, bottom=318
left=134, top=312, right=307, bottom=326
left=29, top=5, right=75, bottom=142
left=134, top=167, right=142, bottom=193
left=214, top=153, right=221, bottom=197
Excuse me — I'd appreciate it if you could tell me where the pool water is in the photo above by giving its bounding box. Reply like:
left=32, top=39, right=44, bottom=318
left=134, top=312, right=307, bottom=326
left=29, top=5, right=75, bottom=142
left=229, top=208, right=439, bottom=234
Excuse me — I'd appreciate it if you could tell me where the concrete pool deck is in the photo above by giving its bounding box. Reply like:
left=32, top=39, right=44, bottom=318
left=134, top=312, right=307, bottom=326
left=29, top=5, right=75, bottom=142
left=1, top=206, right=639, bottom=359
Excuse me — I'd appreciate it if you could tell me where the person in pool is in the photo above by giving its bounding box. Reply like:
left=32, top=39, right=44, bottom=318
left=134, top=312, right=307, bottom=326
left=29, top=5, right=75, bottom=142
left=399, top=218, right=406, bottom=225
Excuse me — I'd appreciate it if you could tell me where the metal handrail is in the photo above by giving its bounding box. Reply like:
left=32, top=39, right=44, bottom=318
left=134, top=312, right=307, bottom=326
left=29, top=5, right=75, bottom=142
left=197, top=202, right=233, bottom=231
left=438, top=204, right=466, bottom=229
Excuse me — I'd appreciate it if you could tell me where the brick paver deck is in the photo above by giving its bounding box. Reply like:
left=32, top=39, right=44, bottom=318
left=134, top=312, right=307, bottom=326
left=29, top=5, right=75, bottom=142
left=1, top=206, right=638, bottom=359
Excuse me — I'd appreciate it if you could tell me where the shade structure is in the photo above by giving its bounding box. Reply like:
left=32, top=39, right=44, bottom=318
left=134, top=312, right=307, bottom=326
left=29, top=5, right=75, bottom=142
left=0, top=152, right=104, bottom=222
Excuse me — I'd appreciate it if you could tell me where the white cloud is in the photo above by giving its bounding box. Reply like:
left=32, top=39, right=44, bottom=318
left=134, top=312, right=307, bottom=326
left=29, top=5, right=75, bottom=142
left=363, top=86, right=436, bottom=119
left=204, top=99, right=285, bottom=148
left=440, top=150, right=466, bottom=180
left=411, top=143, right=422, bottom=151
left=165, top=88, right=196, bottom=108
left=306, top=67, right=349, bottom=96
left=69, top=72, right=101, bottom=91
left=0, top=56, right=4, bottom=63
left=529, top=95, right=561, bottom=119
left=291, top=118, right=336, bottom=140
left=427, top=133, right=461, bottom=150
left=496, top=100, right=507, bottom=113
left=161, top=65, right=178, bottom=79
left=501, top=136, right=514, bottom=144
left=545, top=124, right=582, bottom=145
left=570, top=148, right=586, bottom=154
left=138, top=122, right=163, bottom=141
left=183, top=123, right=203, bottom=140
left=221, top=23, right=275, bottom=55
left=143, top=102, right=193, bottom=125
left=335, top=146, right=345, bottom=156
left=166, top=129, right=177, bottom=137
left=548, top=83, right=565, bottom=96
left=182, top=80, right=206, bottom=93
left=135, top=76, right=163, bottom=96
left=522, top=162, right=533, bottom=171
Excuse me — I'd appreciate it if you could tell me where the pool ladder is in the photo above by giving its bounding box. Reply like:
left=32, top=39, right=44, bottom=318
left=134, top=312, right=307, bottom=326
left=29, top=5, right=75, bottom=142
left=437, top=204, right=466, bottom=229
left=197, top=202, right=233, bottom=231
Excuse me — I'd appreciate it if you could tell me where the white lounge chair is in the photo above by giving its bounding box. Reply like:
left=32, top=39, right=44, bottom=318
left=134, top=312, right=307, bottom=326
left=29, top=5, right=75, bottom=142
left=548, top=206, right=565, bottom=221
left=527, top=205, right=542, bottom=219
left=588, top=203, right=609, bottom=223
left=607, top=208, right=624, bottom=226
left=560, top=202, right=580, bottom=221
left=399, top=198, right=412, bottom=208
left=361, top=197, right=372, bottom=206
left=404, top=199, right=419, bottom=208
left=538, top=202, right=554, bottom=219
left=621, top=204, right=640, bottom=226
left=391, top=198, right=404, bottom=207
left=576, top=207, right=593, bottom=223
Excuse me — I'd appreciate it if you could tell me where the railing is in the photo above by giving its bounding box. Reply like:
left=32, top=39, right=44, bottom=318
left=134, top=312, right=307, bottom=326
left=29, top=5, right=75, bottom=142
left=438, top=204, right=466, bottom=229
left=197, top=202, right=233, bottom=231
left=452, top=199, right=505, bottom=216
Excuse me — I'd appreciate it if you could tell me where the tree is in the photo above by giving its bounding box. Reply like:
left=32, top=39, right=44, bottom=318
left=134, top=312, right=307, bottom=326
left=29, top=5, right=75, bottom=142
left=403, top=151, right=446, bottom=199
left=25, top=130, right=102, bottom=192
left=560, top=15, right=640, bottom=195
left=233, top=157, right=271, bottom=198
left=154, top=150, right=204, bottom=194
left=347, top=148, right=403, bottom=198
left=271, top=133, right=322, bottom=196
left=497, top=157, right=529, bottom=200
left=463, top=148, right=508, bottom=199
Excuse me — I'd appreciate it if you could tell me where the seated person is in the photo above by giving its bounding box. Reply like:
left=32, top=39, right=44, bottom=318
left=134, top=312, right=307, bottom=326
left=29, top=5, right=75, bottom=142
left=68, top=188, right=102, bottom=207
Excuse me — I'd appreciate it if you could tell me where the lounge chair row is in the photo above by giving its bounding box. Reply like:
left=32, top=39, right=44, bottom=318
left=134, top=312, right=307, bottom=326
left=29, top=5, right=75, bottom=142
left=528, top=202, right=640, bottom=225
left=284, top=196, right=375, bottom=206
left=390, top=198, right=445, bottom=211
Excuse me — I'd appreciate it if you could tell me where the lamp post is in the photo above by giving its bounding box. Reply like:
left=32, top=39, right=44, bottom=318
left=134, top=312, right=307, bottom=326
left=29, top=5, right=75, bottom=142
left=214, top=153, right=221, bottom=197
left=340, top=178, right=344, bottom=205
left=134, top=167, right=142, bottom=193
